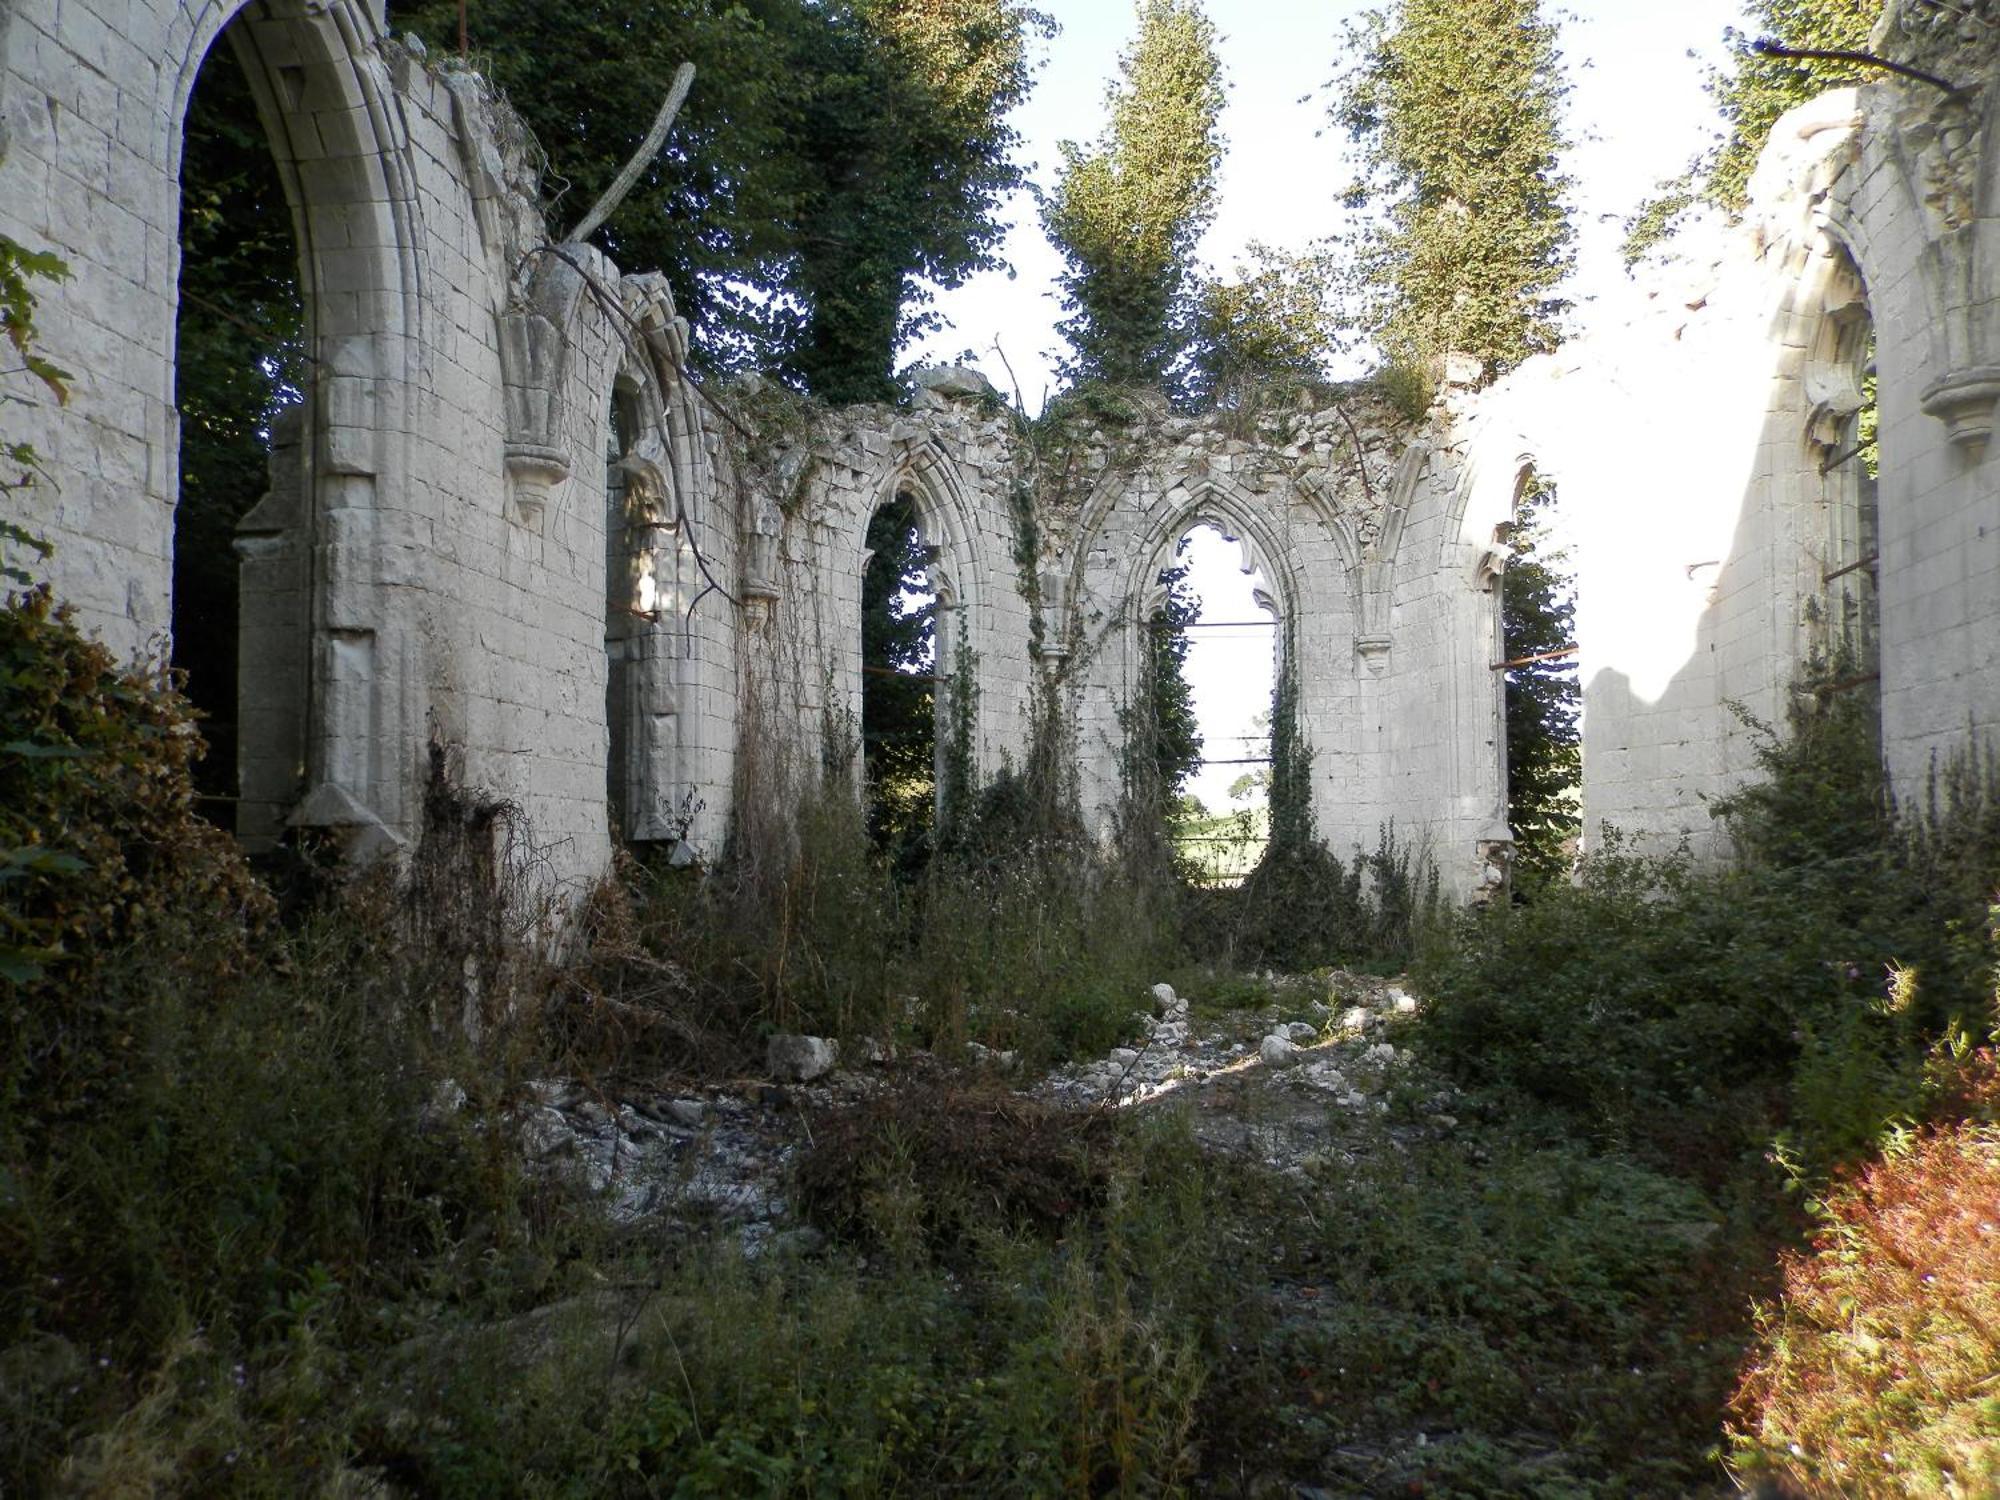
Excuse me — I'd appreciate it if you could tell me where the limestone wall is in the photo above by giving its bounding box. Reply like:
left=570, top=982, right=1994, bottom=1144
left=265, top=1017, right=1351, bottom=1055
left=7, top=0, right=1994, bottom=910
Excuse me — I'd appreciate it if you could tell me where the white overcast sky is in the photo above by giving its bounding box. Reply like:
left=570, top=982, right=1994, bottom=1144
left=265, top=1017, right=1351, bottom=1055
left=899, top=0, right=1752, bottom=814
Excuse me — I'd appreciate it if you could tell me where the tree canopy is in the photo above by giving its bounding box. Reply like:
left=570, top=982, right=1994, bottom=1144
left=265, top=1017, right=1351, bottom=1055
left=1625, top=0, right=1879, bottom=261
left=1334, top=0, right=1574, bottom=382
left=1042, top=0, right=1225, bottom=394
left=395, top=0, right=1051, bottom=402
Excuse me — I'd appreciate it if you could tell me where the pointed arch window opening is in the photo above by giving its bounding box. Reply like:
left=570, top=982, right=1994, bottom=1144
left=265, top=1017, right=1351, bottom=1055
left=177, top=15, right=311, bottom=848
left=1152, top=522, right=1280, bottom=887
left=1808, top=242, right=1880, bottom=688
left=860, top=490, right=945, bottom=857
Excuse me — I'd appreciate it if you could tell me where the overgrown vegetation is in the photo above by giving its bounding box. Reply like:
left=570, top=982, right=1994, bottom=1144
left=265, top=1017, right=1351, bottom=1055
left=1334, top=0, right=1575, bottom=383
left=10, top=554, right=2000, bottom=1493
left=395, top=0, right=1054, bottom=401
left=1500, top=473, right=1580, bottom=888
left=1414, top=671, right=2000, bottom=1493
left=1624, top=0, right=1879, bottom=262
left=1042, top=0, right=1226, bottom=396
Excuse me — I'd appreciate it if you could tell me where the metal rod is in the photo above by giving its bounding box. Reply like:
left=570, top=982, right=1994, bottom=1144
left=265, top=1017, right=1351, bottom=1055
left=1811, top=671, right=1880, bottom=696
left=1819, top=438, right=1874, bottom=474
left=1751, top=40, right=1963, bottom=96
left=1490, top=644, right=1579, bottom=671
left=1824, top=552, right=1879, bottom=584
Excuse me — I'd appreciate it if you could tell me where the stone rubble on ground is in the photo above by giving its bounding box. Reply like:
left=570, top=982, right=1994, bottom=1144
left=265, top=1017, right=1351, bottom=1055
left=1259, top=1034, right=1302, bottom=1068
left=766, top=1033, right=838, bottom=1083
left=511, top=968, right=1460, bottom=1249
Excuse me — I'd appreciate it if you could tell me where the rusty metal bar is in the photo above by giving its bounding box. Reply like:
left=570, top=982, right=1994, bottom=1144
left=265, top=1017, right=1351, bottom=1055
left=1751, top=40, right=1963, bottom=96
left=1824, top=552, right=1879, bottom=585
left=1490, top=644, right=1579, bottom=672
left=1810, top=671, right=1881, bottom=697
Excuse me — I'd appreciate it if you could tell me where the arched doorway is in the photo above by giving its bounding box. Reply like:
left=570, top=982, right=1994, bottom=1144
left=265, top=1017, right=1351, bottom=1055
left=173, top=14, right=308, bottom=843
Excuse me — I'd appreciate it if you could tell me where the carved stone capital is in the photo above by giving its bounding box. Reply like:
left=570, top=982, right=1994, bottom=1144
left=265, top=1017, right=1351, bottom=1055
left=1920, top=365, right=2000, bottom=448
left=504, top=443, right=570, bottom=524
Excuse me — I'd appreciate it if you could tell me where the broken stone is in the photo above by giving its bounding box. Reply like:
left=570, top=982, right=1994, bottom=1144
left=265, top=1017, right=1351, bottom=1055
left=1259, top=1034, right=1301, bottom=1068
left=1107, top=1046, right=1141, bottom=1069
left=1284, top=1021, right=1319, bottom=1044
left=665, top=1098, right=705, bottom=1129
left=1388, top=988, right=1418, bottom=1014
left=911, top=364, right=995, bottom=401
left=1149, top=982, right=1178, bottom=1014
left=766, top=1034, right=838, bottom=1083
left=521, top=1107, right=578, bottom=1159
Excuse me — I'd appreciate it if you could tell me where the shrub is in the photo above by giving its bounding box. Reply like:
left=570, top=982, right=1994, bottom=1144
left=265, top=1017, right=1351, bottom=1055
left=1413, top=682, right=2000, bottom=1170
left=1, top=591, right=269, bottom=1105
left=1732, top=1109, right=2000, bottom=1496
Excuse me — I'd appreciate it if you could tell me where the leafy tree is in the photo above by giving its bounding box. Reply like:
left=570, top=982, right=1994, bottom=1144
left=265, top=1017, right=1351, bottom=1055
left=397, top=0, right=1049, bottom=401
left=784, top=0, right=1054, bottom=402
left=1042, top=0, right=1225, bottom=393
left=1501, top=474, right=1579, bottom=887
left=174, top=39, right=306, bottom=802
left=1144, top=549, right=1203, bottom=804
left=861, top=493, right=938, bottom=857
left=1712, top=0, right=1879, bottom=208
left=1334, top=0, right=1574, bottom=382
left=1187, top=244, right=1342, bottom=408
left=1624, top=0, right=1878, bottom=261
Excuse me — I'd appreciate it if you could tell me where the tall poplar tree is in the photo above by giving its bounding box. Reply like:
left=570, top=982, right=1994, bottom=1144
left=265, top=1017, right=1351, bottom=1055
left=1042, top=0, right=1225, bottom=392
left=1335, top=0, right=1574, bottom=382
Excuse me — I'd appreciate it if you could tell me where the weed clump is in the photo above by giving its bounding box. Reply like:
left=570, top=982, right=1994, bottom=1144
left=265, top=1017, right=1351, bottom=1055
left=794, top=1085, right=1116, bottom=1258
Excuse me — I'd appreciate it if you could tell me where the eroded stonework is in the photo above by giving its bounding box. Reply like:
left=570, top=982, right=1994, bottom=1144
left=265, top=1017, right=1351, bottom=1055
left=3, top=0, right=1996, bottom=901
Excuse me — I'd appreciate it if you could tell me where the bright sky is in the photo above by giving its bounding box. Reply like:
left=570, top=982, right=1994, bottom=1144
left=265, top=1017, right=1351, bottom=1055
left=900, top=0, right=1749, bottom=815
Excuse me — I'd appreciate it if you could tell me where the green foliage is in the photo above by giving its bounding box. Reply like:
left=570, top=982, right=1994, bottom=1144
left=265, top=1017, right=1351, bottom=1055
left=398, top=0, right=1051, bottom=401
left=861, top=494, right=939, bottom=860
left=1501, top=474, right=1580, bottom=888
left=1709, top=0, right=1881, bottom=213
left=1043, top=0, right=1226, bottom=393
left=1335, top=0, right=1575, bottom=381
left=377, top=1112, right=1222, bottom=1497
left=0, top=615, right=579, bottom=1491
left=1143, top=548, right=1202, bottom=803
left=1415, top=671, right=2000, bottom=1174
left=0, top=232, right=70, bottom=585
left=1186, top=243, right=1343, bottom=409
left=1241, top=1128, right=1733, bottom=1496
left=0, top=590, right=266, bottom=1005
left=1624, top=0, right=1878, bottom=257
left=565, top=748, right=1167, bottom=1072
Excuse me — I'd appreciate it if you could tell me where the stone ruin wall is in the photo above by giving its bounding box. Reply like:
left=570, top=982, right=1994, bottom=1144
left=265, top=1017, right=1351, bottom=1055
left=3, top=0, right=1997, bottom=906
